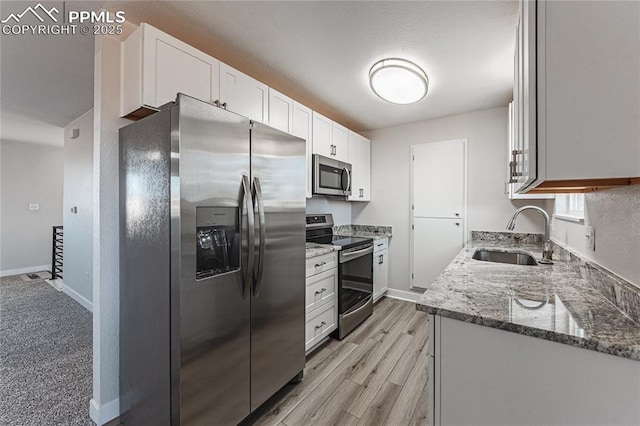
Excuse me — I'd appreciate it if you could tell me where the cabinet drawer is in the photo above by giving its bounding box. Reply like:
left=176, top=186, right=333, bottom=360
left=305, top=252, right=338, bottom=278
left=373, top=237, right=389, bottom=253
left=305, top=299, right=338, bottom=352
left=306, top=268, right=337, bottom=313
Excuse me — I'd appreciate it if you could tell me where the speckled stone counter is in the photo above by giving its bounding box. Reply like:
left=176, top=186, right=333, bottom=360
left=305, top=242, right=340, bottom=259
left=417, top=231, right=640, bottom=361
left=333, top=224, right=392, bottom=240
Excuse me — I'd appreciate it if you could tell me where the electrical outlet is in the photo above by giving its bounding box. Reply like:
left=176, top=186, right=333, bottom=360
left=585, top=225, right=596, bottom=251
left=28, top=203, right=39, bottom=211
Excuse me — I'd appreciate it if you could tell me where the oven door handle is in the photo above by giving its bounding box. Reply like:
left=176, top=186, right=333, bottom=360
left=340, top=246, right=373, bottom=263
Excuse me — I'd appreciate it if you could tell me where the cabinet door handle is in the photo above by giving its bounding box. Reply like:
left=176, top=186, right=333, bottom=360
left=377, top=243, right=383, bottom=247
left=314, top=261, right=326, bottom=268
left=509, top=149, right=523, bottom=183
left=378, top=254, right=383, bottom=264
left=315, top=321, right=326, bottom=330
left=315, top=288, right=327, bottom=296
left=359, top=188, right=363, bottom=198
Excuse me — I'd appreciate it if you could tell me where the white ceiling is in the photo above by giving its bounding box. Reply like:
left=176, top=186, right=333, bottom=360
left=0, top=1, right=517, bottom=135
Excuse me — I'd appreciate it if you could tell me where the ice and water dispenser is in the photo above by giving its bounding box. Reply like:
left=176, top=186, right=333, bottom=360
left=196, top=207, right=240, bottom=279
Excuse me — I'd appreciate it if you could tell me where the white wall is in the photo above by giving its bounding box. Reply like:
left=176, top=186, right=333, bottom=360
left=0, top=139, right=64, bottom=276
left=552, top=185, right=640, bottom=287
left=306, top=197, right=352, bottom=225
left=352, top=107, right=553, bottom=294
left=91, top=30, right=132, bottom=425
left=63, top=110, right=94, bottom=310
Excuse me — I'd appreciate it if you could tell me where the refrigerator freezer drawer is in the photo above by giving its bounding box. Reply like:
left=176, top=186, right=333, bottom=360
left=305, top=298, right=338, bottom=352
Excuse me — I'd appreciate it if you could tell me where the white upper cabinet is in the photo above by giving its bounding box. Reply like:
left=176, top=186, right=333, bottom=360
left=219, top=63, right=268, bottom=123
left=331, top=122, right=349, bottom=163
left=312, top=111, right=333, bottom=159
left=513, top=0, right=640, bottom=193
left=312, top=112, right=349, bottom=163
left=506, top=103, right=553, bottom=200
left=292, top=102, right=313, bottom=199
left=347, top=131, right=371, bottom=201
left=268, top=88, right=293, bottom=133
left=121, top=23, right=220, bottom=118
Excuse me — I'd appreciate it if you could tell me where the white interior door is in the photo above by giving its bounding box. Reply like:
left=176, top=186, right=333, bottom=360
left=411, top=218, right=464, bottom=289
left=412, top=140, right=465, bottom=218
left=410, top=139, right=467, bottom=290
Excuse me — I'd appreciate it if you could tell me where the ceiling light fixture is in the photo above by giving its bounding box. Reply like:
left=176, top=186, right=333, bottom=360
left=369, top=58, right=429, bottom=104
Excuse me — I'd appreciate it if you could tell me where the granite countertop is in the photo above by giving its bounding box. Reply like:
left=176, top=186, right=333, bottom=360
left=305, top=242, right=340, bottom=259
left=333, top=224, right=392, bottom=240
left=417, top=232, right=640, bottom=361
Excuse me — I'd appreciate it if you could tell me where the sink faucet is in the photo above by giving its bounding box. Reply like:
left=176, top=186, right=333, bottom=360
left=506, top=205, right=553, bottom=264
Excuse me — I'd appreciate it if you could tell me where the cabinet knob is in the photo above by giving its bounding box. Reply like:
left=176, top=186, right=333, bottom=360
left=455, top=213, right=460, bottom=217
left=222, top=102, right=227, bottom=110
left=213, top=100, right=220, bottom=107
left=455, top=222, right=460, bottom=226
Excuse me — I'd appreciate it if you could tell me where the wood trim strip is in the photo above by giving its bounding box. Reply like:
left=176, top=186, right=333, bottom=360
left=526, top=177, right=640, bottom=193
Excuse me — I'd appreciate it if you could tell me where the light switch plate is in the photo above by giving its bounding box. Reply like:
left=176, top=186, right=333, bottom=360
left=585, top=225, right=595, bottom=251
left=28, top=203, right=39, bottom=211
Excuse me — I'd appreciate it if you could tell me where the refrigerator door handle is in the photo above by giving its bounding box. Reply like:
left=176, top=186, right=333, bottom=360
left=252, top=176, right=266, bottom=296
left=242, top=175, right=255, bottom=299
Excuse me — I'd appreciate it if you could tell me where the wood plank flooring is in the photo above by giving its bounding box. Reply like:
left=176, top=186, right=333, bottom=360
left=248, top=297, right=431, bottom=426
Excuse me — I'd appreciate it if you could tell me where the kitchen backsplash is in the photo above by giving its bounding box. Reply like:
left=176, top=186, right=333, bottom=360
left=553, top=242, right=640, bottom=325
left=471, top=230, right=543, bottom=245
left=333, top=224, right=393, bottom=238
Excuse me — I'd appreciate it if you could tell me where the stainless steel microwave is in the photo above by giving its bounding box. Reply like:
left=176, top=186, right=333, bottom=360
left=313, top=154, right=352, bottom=197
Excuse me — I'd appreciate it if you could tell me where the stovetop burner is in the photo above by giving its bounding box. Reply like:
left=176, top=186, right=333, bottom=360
left=331, top=236, right=372, bottom=250
left=305, top=214, right=372, bottom=250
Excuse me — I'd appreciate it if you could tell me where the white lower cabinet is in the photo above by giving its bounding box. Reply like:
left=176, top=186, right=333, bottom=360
left=372, top=238, right=389, bottom=302
left=431, top=315, right=640, bottom=425
left=305, top=252, right=338, bottom=354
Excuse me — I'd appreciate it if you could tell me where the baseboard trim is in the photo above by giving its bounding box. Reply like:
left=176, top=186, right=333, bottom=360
left=385, top=288, right=422, bottom=303
left=90, top=398, right=120, bottom=426
left=0, top=264, right=50, bottom=278
left=63, top=284, right=93, bottom=313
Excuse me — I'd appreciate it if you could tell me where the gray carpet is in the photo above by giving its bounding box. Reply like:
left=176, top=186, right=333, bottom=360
left=0, top=273, right=93, bottom=425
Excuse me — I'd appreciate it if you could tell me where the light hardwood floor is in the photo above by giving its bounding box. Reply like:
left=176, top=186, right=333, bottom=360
left=248, top=297, right=431, bottom=426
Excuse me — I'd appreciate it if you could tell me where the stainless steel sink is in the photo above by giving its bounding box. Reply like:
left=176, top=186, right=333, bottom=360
left=472, top=248, right=538, bottom=266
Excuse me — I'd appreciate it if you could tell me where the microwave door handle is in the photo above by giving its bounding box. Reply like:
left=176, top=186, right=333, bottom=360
left=252, top=176, right=266, bottom=296
left=342, top=167, right=351, bottom=194
left=241, top=175, right=255, bottom=299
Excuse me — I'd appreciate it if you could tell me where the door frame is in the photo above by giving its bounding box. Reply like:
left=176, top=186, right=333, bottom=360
left=409, top=138, right=468, bottom=290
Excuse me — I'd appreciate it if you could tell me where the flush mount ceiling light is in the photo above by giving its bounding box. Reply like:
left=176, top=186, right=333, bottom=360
left=369, top=58, right=429, bottom=104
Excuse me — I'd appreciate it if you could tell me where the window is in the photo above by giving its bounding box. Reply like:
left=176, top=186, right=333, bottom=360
left=554, top=193, right=585, bottom=222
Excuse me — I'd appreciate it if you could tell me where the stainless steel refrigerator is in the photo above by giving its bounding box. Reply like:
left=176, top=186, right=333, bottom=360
left=119, top=94, right=306, bottom=425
